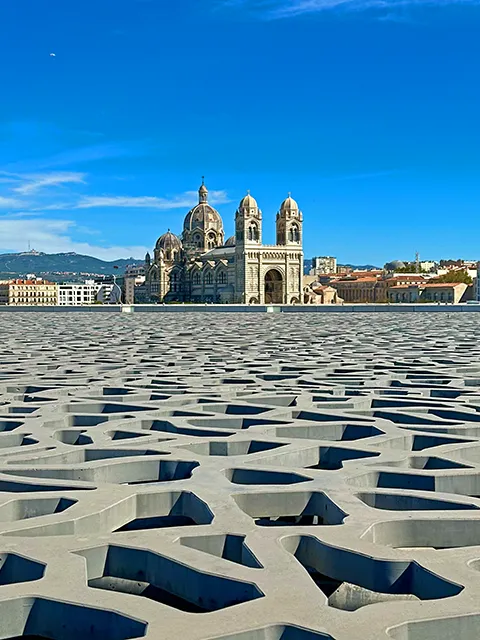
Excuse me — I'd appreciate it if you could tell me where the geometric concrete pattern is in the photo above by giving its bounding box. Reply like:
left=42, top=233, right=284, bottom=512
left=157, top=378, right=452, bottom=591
left=2, top=313, right=480, bottom=639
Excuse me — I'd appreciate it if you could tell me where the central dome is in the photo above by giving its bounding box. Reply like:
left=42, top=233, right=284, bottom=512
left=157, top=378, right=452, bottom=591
left=183, top=182, right=223, bottom=234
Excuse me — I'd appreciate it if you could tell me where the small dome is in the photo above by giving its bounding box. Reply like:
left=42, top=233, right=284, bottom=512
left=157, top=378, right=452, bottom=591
left=225, top=235, right=236, bottom=247
left=280, top=194, right=299, bottom=211
left=385, top=260, right=405, bottom=271
left=239, top=192, right=258, bottom=209
left=155, top=230, right=182, bottom=253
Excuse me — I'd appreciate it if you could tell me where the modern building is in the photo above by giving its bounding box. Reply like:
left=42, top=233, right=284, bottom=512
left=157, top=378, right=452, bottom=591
left=57, top=281, right=101, bottom=306
left=0, top=279, right=57, bottom=305
left=94, top=279, right=119, bottom=304
left=309, top=256, right=337, bottom=275
left=145, top=182, right=304, bottom=304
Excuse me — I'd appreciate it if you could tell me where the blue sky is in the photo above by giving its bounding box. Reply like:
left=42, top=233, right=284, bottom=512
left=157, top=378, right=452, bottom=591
left=1, top=0, right=480, bottom=264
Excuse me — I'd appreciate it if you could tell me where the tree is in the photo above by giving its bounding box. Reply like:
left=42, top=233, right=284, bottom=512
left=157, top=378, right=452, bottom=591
left=432, top=270, right=473, bottom=285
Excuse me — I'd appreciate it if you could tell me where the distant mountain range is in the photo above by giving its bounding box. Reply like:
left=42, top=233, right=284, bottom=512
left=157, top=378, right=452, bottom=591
left=303, top=259, right=379, bottom=274
left=1, top=252, right=380, bottom=280
left=341, top=263, right=380, bottom=270
left=0, top=251, right=142, bottom=278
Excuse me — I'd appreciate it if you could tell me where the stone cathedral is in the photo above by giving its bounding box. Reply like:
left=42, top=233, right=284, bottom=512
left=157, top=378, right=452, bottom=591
left=145, top=182, right=304, bottom=304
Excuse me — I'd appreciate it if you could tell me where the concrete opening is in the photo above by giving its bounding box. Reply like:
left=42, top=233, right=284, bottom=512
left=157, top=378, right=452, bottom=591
left=283, top=535, right=463, bottom=611
left=77, top=545, right=264, bottom=613
left=0, top=596, right=147, bottom=640
left=180, top=534, right=263, bottom=568
left=234, top=491, right=347, bottom=527
left=114, top=491, right=213, bottom=532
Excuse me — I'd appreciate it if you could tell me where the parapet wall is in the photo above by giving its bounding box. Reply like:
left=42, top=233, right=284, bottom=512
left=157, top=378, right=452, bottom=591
left=1, top=304, right=480, bottom=313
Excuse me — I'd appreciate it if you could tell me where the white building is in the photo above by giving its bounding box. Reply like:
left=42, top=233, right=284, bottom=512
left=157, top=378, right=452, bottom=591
left=57, top=280, right=115, bottom=305
left=309, top=256, right=337, bottom=276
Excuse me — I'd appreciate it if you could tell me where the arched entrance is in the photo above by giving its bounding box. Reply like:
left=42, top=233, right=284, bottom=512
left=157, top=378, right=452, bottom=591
left=264, top=269, right=284, bottom=304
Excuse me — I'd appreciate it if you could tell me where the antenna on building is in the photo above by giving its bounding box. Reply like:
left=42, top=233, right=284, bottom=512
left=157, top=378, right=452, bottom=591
left=415, top=251, right=420, bottom=273
left=28, top=239, right=31, bottom=252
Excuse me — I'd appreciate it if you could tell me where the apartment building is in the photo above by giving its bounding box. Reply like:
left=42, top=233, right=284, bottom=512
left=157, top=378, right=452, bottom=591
left=0, top=279, right=57, bottom=305
left=57, top=280, right=118, bottom=305
left=309, top=256, right=337, bottom=275
left=388, top=282, right=470, bottom=304
left=57, top=281, right=102, bottom=305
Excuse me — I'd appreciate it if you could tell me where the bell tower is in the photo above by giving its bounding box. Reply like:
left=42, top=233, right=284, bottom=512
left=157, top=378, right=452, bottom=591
left=276, top=194, right=303, bottom=246
left=235, top=192, right=262, bottom=246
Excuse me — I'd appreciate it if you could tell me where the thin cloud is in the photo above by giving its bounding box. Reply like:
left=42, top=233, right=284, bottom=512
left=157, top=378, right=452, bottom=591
left=222, top=0, right=480, bottom=18
left=13, top=172, right=86, bottom=195
left=0, top=196, right=24, bottom=209
left=76, top=190, right=231, bottom=210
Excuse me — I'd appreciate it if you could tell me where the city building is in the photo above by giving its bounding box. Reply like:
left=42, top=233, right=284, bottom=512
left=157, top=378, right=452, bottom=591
left=303, top=283, right=343, bottom=304
left=388, top=282, right=471, bottom=304
left=325, top=273, right=430, bottom=304
left=57, top=281, right=102, bottom=306
left=123, top=265, right=147, bottom=304
left=145, top=182, right=304, bottom=304
left=93, top=278, right=119, bottom=304
left=329, top=276, right=383, bottom=303
left=0, top=279, right=57, bottom=306
left=309, top=256, right=337, bottom=275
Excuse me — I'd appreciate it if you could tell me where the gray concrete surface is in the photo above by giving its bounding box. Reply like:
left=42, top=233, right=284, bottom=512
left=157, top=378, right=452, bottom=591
left=1, top=312, right=480, bottom=638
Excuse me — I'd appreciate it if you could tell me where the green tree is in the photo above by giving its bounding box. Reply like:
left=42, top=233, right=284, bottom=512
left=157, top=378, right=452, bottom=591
left=433, top=270, right=473, bottom=285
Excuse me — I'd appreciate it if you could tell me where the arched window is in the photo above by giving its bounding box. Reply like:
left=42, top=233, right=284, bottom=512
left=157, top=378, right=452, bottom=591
left=217, top=271, right=227, bottom=285
left=290, top=225, right=299, bottom=243
left=193, top=272, right=201, bottom=286
left=166, top=251, right=171, bottom=261
left=248, top=227, right=253, bottom=241
left=205, top=272, right=213, bottom=285
left=170, top=271, right=178, bottom=283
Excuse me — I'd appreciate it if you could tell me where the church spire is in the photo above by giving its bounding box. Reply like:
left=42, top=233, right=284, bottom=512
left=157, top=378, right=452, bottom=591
left=199, top=177, right=208, bottom=203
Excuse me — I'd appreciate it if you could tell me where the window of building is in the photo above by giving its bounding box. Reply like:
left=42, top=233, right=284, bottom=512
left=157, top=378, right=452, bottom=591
left=217, top=271, right=227, bottom=285
left=205, top=272, right=213, bottom=285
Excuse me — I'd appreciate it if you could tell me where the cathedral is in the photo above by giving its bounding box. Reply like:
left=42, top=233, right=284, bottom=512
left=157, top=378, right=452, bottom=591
left=145, top=182, right=304, bottom=304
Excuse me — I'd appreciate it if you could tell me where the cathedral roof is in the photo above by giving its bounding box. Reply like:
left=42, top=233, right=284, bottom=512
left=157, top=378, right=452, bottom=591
left=155, top=230, right=182, bottom=252
left=183, top=182, right=223, bottom=233
left=239, top=192, right=258, bottom=209
left=280, top=195, right=299, bottom=211
left=225, top=235, right=236, bottom=247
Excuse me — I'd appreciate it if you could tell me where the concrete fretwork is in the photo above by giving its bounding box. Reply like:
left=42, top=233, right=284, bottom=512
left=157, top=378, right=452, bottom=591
left=2, top=312, right=480, bottom=639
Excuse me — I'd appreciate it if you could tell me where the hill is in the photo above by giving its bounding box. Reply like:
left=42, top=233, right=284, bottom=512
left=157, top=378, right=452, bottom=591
left=0, top=251, right=142, bottom=278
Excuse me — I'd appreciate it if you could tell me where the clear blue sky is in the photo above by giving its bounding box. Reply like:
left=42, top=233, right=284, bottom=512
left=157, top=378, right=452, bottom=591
left=1, top=0, right=480, bottom=264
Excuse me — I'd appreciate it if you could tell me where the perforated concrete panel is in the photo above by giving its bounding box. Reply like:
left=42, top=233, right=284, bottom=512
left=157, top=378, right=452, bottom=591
left=2, top=312, right=480, bottom=639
